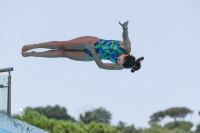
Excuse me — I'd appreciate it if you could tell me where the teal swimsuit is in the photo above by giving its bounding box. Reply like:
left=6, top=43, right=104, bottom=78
left=84, top=39, right=128, bottom=63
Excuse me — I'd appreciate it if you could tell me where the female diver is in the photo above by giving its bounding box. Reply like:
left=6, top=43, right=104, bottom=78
left=21, top=21, right=144, bottom=73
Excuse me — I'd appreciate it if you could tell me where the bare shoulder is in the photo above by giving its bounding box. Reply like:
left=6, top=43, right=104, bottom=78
left=101, top=63, right=124, bottom=70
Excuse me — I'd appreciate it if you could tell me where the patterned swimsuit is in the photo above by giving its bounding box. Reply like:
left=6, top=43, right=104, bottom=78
left=84, top=39, right=128, bottom=63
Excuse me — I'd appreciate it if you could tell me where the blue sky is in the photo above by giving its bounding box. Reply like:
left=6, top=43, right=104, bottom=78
left=0, top=0, right=200, bottom=130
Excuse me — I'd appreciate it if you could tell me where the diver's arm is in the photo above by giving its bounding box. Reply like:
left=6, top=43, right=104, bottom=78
left=122, top=28, right=129, bottom=39
left=119, top=21, right=131, bottom=51
left=122, top=28, right=131, bottom=48
left=90, top=49, right=123, bottom=70
left=90, top=49, right=103, bottom=68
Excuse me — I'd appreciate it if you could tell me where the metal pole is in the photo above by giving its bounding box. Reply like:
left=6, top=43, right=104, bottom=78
left=7, top=71, right=11, bottom=116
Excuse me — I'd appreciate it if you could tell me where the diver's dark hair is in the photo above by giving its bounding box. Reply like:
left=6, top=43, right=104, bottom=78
left=123, top=55, right=144, bottom=73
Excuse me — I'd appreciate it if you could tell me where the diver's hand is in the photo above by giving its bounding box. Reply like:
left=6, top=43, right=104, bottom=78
left=119, top=21, right=129, bottom=30
left=85, top=42, right=95, bottom=51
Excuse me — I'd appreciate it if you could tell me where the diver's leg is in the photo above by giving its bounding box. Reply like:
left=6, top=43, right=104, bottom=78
left=59, top=36, right=99, bottom=50
left=21, top=50, right=94, bottom=61
left=21, top=50, right=63, bottom=58
left=22, top=36, right=99, bottom=51
left=22, top=41, right=62, bottom=51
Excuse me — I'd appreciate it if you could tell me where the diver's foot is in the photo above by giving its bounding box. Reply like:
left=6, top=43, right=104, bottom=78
left=21, top=51, right=35, bottom=57
left=22, top=45, right=33, bottom=51
left=21, top=51, right=29, bottom=57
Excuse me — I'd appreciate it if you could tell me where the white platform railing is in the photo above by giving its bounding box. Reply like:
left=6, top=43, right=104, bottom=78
left=0, top=67, right=13, bottom=116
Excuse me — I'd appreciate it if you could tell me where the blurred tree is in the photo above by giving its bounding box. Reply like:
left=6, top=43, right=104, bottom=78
left=137, top=125, right=191, bottom=133
left=164, top=121, right=193, bottom=131
left=122, top=124, right=138, bottom=133
left=116, top=121, right=126, bottom=130
left=197, top=112, right=200, bottom=133
left=148, top=111, right=166, bottom=125
left=149, top=107, right=193, bottom=128
left=14, top=108, right=119, bottom=133
left=12, top=106, right=195, bottom=133
left=29, top=105, right=76, bottom=122
left=80, top=107, right=111, bottom=124
left=165, top=107, right=192, bottom=124
left=196, top=124, right=200, bottom=133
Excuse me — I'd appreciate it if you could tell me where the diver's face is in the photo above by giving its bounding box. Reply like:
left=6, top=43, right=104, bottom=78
left=117, top=54, right=128, bottom=66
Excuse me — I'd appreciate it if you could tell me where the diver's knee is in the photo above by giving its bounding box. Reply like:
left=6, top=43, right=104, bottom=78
left=56, top=41, right=64, bottom=49
left=59, top=50, right=68, bottom=57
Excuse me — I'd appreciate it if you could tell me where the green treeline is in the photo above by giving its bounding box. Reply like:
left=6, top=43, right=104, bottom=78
left=13, top=105, right=200, bottom=133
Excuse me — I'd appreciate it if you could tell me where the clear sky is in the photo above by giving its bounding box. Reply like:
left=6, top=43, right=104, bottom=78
left=0, top=0, right=200, bottom=130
